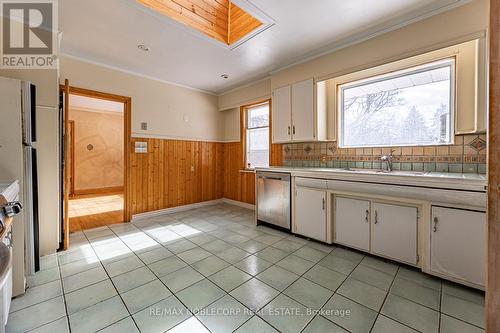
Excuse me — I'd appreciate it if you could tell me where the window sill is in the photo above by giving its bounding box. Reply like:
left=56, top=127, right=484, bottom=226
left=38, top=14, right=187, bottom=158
left=239, top=169, right=256, bottom=174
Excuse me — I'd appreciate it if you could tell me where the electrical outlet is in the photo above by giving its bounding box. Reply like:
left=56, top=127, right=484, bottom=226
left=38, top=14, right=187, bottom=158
left=135, top=141, right=148, bottom=153
left=141, top=122, right=148, bottom=130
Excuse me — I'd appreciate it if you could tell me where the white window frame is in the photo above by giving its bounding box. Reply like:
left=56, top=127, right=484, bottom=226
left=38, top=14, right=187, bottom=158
left=338, top=58, right=456, bottom=148
left=244, top=102, right=270, bottom=169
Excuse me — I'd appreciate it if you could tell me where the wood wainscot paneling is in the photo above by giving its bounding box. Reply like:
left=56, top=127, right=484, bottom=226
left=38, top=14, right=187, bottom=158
left=223, top=142, right=254, bottom=204
left=130, top=138, right=224, bottom=215
left=222, top=99, right=283, bottom=205
left=222, top=141, right=282, bottom=205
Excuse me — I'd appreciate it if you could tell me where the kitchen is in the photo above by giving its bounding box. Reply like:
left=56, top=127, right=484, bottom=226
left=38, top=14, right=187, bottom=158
left=0, top=0, right=498, bottom=332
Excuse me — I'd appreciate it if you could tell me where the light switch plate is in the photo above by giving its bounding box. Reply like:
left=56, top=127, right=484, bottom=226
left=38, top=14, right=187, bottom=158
left=135, top=141, right=148, bottom=153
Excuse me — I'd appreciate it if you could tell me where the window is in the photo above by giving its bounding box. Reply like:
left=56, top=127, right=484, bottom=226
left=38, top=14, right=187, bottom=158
left=339, top=58, right=455, bottom=147
left=245, top=102, right=269, bottom=168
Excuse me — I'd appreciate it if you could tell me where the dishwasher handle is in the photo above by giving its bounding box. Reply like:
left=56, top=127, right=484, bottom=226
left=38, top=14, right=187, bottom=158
left=259, top=176, right=284, bottom=181
left=257, top=172, right=291, bottom=182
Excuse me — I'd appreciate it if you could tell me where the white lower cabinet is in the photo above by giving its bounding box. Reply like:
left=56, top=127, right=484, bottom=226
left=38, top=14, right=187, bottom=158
left=371, top=202, right=418, bottom=265
left=295, top=187, right=327, bottom=242
left=334, top=197, right=370, bottom=251
left=430, top=206, right=485, bottom=286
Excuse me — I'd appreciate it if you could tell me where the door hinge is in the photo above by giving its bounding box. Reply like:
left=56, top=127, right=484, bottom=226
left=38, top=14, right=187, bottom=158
left=416, top=254, right=420, bottom=263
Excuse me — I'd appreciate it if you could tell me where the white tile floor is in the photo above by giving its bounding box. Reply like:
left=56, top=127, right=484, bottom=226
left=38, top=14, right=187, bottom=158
left=7, top=203, right=485, bottom=333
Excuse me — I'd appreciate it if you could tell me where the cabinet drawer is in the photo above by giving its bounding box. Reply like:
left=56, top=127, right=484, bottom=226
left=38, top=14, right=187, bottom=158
left=296, top=177, right=327, bottom=189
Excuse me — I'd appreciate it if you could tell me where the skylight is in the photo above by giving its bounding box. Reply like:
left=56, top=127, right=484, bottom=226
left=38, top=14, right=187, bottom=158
left=137, top=0, right=263, bottom=46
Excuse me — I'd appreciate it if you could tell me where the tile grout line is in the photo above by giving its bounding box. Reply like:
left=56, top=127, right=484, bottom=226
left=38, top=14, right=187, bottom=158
left=80, top=226, right=140, bottom=333
left=108, top=217, right=219, bottom=333
left=28, top=204, right=485, bottom=333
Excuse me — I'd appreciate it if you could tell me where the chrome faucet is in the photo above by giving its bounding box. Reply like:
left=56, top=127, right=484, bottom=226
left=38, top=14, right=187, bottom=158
left=380, top=150, right=395, bottom=172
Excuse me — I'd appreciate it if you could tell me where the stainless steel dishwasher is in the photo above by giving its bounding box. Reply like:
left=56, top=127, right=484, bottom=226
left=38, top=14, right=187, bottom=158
left=256, top=171, right=291, bottom=231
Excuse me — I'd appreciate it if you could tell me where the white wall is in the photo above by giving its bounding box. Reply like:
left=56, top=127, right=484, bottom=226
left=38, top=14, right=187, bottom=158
left=60, top=57, right=224, bottom=142
left=218, top=78, right=271, bottom=111
left=223, top=108, right=240, bottom=142
left=220, top=0, right=489, bottom=137
left=271, top=0, right=488, bottom=88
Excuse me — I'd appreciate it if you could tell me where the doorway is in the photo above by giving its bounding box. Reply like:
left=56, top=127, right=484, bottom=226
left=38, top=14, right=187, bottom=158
left=60, top=85, right=131, bottom=245
left=67, top=93, right=125, bottom=232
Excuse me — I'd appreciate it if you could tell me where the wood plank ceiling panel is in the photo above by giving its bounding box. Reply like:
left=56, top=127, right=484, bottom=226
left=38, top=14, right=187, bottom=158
left=228, top=2, right=261, bottom=45
left=137, top=0, right=261, bottom=45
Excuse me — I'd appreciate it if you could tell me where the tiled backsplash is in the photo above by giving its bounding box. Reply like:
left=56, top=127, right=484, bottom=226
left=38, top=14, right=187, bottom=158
left=282, top=134, right=487, bottom=174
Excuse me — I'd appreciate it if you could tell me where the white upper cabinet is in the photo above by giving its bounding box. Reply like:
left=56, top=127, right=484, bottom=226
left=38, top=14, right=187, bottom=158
left=272, top=78, right=327, bottom=143
left=291, top=79, right=314, bottom=141
left=272, top=85, right=292, bottom=143
left=371, top=202, right=418, bottom=265
left=430, top=206, right=485, bottom=287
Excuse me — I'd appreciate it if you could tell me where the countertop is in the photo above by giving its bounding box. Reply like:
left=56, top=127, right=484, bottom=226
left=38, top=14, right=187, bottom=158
left=0, top=180, right=20, bottom=203
left=256, top=167, right=487, bottom=192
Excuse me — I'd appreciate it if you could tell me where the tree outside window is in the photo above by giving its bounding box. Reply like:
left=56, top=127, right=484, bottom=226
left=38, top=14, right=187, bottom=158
left=245, top=103, right=269, bottom=168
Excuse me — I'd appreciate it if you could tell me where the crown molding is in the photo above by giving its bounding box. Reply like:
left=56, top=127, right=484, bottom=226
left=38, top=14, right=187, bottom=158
left=59, top=53, right=218, bottom=96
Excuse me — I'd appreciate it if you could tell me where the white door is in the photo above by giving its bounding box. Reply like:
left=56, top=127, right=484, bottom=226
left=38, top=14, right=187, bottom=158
left=291, top=79, right=314, bottom=142
left=334, top=197, right=370, bottom=251
left=371, top=202, right=418, bottom=265
left=272, top=85, right=292, bottom=143
left=295, top=187, right=326, bottom=242
left=431, top=207, right=485, bottom=286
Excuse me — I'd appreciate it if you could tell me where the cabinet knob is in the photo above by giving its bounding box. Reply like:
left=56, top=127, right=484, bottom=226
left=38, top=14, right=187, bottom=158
left=292, top=125, right=296, bottom=135
left=288, top=126, right=291, bottom=135
left=322, top=198, right=325, bottom=210
left=374, top=210, right=378, bottom=224
left=433, top=217, right=438, bottom=232
left=365, top=209, right=369, bottom=223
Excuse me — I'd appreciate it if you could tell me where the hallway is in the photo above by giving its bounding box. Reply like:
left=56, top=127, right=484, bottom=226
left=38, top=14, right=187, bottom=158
left=69, top=193, right=124, bottom=232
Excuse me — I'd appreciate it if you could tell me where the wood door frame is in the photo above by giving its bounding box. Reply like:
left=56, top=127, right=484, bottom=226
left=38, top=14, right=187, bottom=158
left=60, top=84, right=133, bottom=243
left=68, top=120, right=75, bottom=197
left=487, top=0, right=499, bottom=330
left=239, top=98, right=272, bottom=169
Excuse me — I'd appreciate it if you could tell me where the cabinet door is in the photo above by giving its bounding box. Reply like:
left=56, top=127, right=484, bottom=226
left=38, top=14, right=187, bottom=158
left=295, top=187, right=326, bottom=242
left=291, top=79, right=314, bottom=141
left=272, top=85, right=292, bottom=143
left=371, top=203, right=418, bottom=265
left=334, top=197, right=370, bottom=251
left=431, top=207, right=485, bottom=286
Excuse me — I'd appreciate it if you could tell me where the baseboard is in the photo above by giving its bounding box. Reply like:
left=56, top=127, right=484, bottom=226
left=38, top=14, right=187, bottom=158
left=73, top=186, right=123, bottom=196
left=131, top=199, right=224, bottom=221
left=131, top=198, right=255, bottom=221
left=222, top=198, right=255, bottom=210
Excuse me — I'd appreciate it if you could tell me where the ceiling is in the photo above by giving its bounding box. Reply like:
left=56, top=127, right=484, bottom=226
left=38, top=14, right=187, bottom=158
left=59, top=0, right=468, bottom=95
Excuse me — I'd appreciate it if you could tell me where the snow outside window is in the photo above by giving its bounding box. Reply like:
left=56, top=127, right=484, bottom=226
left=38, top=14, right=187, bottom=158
left=339, top=58, right=455, bottom=148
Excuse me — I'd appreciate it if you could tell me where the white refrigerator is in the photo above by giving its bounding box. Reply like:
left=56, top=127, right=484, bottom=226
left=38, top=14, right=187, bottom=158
left=0, top=77, right=40, bottom=279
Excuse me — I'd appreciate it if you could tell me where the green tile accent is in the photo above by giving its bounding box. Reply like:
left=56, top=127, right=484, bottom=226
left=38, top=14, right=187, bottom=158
left=424, top=163, right=436, bottom=172
left=412, top=163, right=424, bottom=171
left=448, top=163, right=463, bottom=173
left=463, top=164, right=478, bottom=173
left=401, top=163, right=412, bottom=171
left=436, top=163, right=449, bottom=172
